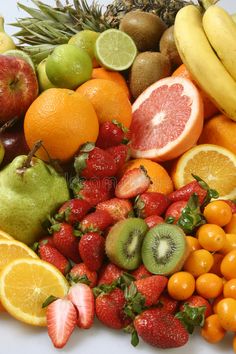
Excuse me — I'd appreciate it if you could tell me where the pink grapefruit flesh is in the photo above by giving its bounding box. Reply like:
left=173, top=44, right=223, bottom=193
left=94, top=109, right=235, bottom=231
left=130, top=77, right=204, bottom=161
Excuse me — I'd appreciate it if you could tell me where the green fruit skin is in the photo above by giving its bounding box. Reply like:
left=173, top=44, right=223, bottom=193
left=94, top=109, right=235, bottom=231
left=0, top=155, right=70, bottom=245
left=37, top=58, right=56, bottom=92
left=46, top=44, right=92, bottom=89
left=0, top=141, right=5, bottom=165
left=105, top=218, right=148, bottom=270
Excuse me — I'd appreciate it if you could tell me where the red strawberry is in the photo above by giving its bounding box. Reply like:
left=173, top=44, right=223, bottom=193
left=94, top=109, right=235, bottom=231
left=135, top=192, right=170, bottom=218
left=179, top=295, right=212, bottom=318
left=98, top=263, right=124, bottom=285
left=71, top=177, right=114, bottom=207
left=46, top=298, right=77, bottom=349
left=131, top=264, right=151, bottom=280
left=134, top=308, right=189, bottom=348
left=68, top=263, right=97, bottom=288
left=96, top=198, right=133, bottom=222
left=145, top=215, right=164, bottom=228
left=56, top=199, right=91, bottom=225
left=168, top=180, right=207, bottom=205
left=115, top=166, right=151, bottom=199
left=80, top=209, right=113, bottom=233
left=133, top=275, right=168, bottom=307
left=95, top=288, right=130, bottom=329
left=52, top=223, right=80, bottom=263
left=38, top=236, right=55, bottom=247
left=165, top=200, right=188, bottom=223
left=106, top=145, right=130, bottom=172
left=74, top=143, right=117, bottom=179
left=158, top=294, right=179, bottom=314
left=67, top=283, right=95, bottom=329
left=78, top=232, right=105, bottom=271
left=38, top=243, right=70, bottom=275
left=96, top=120, right=129, bottom=149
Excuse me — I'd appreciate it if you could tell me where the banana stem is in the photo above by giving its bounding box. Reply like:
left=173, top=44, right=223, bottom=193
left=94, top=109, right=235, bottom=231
left=198, top=0, right=219, bottom=11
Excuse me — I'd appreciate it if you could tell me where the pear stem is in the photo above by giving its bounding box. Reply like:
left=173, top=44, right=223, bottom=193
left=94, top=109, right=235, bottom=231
left=23, top=140, right=43, bottom=169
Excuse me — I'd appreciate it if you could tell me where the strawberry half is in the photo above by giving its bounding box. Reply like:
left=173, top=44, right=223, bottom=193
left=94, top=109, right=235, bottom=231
left=115, top=166, right=151, bottom=199
left=96, top=198, right=133, bottom=222
left=46, top=298, right=77, bottom=349
left=67, top=283, right=95, bottom=329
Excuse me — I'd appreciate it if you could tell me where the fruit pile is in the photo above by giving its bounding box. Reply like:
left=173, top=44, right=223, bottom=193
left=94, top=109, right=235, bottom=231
left=0, top=0, right=236, bottom=353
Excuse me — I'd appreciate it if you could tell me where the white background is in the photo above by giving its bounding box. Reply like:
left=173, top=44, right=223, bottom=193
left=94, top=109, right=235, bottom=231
left=0, top=1, right=236, bottom=354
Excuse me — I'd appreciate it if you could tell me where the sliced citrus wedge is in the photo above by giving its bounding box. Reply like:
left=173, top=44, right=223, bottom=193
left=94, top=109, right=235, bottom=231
left=0, top=230, right=13, bottom=240
left=172, top=144, right=236, bottom=199
left=0, top=258, right=69, bottom=326
left=0, top=239, right=38, bottom=272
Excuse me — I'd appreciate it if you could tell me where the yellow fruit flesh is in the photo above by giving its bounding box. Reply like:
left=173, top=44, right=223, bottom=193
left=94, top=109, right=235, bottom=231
left=0, top=258, right=69, bottom=326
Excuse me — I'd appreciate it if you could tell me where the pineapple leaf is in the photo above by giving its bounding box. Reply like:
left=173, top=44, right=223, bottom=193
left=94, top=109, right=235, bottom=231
left=17, top=3, right=49, bottom=20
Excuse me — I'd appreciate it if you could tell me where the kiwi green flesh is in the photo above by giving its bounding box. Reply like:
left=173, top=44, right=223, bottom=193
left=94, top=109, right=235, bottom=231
left=142, top=223, right=188, bottom=276
left=105, top=218, right=148, bottom=270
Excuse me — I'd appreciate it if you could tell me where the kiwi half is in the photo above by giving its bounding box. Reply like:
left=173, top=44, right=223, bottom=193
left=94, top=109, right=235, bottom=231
left=141, top=223, right=189, bottom=276
left=105, top=218, right=148, bottom=270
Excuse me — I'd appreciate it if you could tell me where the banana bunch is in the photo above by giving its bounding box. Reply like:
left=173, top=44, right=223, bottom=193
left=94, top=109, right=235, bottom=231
left=174, top=5, right=236, bottom=122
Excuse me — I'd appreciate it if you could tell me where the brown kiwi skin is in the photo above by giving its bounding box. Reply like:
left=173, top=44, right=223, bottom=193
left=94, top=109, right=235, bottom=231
left=119, top=11, right=167, bottom=52
left=159, top=25, right=182, bottom=71
left=129, top=52, right=171, bottom=99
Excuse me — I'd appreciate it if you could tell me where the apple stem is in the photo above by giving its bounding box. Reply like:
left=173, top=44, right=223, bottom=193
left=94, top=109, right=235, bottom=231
left=0, top=117, right=19, bottom=133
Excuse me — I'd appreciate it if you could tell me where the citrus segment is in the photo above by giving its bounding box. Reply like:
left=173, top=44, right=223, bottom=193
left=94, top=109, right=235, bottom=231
left=24, top=88, right=99, bottom=162
left=130, top=77, right=204, bottom=161
left=95, top=29, right=137, bottom=71
left=172, top=144, right=236, bottom=199
left=76, top=79, right=132, bottom=128
left=172, top=64, right=218, bottom=119
left=0, top=258, right=69, bottom=326
left=0, top=230, right=13, bottom=240
left=121, top=158, right=173, bottom=195
left=0, top=239, right=38, bottom=272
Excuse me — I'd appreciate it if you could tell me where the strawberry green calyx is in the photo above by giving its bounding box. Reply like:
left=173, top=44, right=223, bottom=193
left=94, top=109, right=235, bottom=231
left=175, top=303, right=206, bottom=334
left=74, top=142, right=95, bottom=175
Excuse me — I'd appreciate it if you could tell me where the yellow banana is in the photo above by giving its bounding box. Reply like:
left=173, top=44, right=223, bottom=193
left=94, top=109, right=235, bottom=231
left=203, top=5, right=236, bottom=82
left=174, top=5, right=236, bottom=121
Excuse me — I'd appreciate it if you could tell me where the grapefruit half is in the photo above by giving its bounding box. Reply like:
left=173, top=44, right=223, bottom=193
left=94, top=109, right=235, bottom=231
left=130, top=77, right=204, bottom=161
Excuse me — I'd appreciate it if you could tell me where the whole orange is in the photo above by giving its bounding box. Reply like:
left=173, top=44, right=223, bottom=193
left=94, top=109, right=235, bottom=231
left=91, top=68, right=130, bottom=98
left=172, top=64, right=218, bottom=119
left=24, top=88, right=99, bottom=162
left=120, top=158, right=173, bottom=195
left=198, top=114, right=236, bottom=155
left=76, top=79, right=132, bottom=128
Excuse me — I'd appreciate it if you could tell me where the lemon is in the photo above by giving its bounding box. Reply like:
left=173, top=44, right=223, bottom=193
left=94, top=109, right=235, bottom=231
left=95, top=29, right=137, bottom=71
left=0, top=258, right=69, bottom=326
left=46, top=44, right=92, bottom=89
left=69, top=30, right=100, bottom=67
left=0, top=239, right=38, bottom=272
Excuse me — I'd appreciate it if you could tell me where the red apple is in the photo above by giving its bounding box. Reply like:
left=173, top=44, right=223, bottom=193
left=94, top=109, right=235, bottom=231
left=0, top=119, right=29, bottom=167
left=0, top=55, right=38, bottom=123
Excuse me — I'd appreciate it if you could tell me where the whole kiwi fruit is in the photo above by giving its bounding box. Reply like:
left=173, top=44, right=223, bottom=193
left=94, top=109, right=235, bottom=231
left=129, top=51, right=171, bottom=99
left=159, top=25, right=182, bottom=71
left=119, top=11, right=167, bottom=52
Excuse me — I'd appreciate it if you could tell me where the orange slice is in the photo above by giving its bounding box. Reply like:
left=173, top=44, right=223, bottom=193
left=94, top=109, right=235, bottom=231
left=0, top=258, right=69, bottom=326
left=172, top=144, right=236, bottom=199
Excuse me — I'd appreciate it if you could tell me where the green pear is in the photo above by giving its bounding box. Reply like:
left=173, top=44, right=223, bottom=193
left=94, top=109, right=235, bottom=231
left=0, top=155, right=70, bottom=245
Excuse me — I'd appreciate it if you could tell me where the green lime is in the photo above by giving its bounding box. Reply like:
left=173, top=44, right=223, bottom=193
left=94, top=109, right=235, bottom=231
left=95, top=29, right=137, bottom=71
left=68, top=30, right=100, bottom=67
left=37, top=58, right=56, bottom=92
left=4, top=49, right=35, bottom=71
left=45, top=44, right=92, bottom=89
